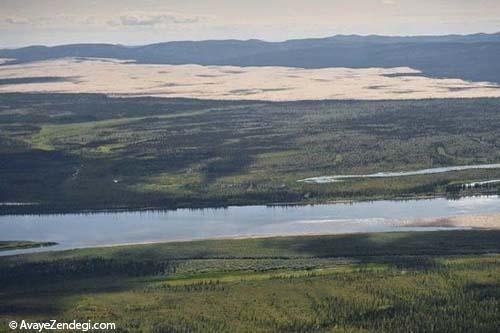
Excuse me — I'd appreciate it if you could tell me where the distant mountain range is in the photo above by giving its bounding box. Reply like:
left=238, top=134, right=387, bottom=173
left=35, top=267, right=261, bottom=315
left=2, top=32, right=500, bottom=83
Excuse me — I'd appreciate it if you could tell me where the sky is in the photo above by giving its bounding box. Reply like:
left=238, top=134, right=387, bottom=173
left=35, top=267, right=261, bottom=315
left=1, top=0, right=500, bottom=47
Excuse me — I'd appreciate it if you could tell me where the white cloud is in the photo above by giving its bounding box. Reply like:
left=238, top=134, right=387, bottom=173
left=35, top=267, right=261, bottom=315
left=2, top=15, right=96, bottom=27
left=1, top=12, right=208, bottom=29
left=108, top=12, right=209, bottom=27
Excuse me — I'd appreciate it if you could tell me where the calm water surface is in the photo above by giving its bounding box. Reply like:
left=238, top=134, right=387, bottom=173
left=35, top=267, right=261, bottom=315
left=1, top=195, right=500, bottom=256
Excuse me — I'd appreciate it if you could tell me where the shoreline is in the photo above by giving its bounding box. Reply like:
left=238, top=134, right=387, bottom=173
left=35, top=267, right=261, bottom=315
left=0, top=227, right=482, bottom=258
left=0, top=193, right=497, bottom=216
left=1, top=213, right=498, bottom=257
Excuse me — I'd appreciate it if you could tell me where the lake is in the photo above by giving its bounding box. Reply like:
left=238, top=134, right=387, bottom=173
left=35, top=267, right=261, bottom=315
left=1, top=195, right=500, bottom=256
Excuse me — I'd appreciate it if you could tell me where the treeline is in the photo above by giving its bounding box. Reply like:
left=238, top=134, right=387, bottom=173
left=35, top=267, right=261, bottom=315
left=0, top=258, right=175, bottom=285
left=446, top=181, right=500, bottom=194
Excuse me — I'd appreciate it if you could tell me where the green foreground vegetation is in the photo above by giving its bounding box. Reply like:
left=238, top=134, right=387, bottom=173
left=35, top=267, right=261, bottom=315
left=1, top=230, right=499, bottom=332
left=1, top=94, right=500, bottom=213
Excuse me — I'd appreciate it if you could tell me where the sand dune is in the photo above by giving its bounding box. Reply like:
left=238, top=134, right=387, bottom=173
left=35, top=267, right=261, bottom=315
left=1, top=57, right=500, bottom=100
left=399, top=213, right=500, bottom=230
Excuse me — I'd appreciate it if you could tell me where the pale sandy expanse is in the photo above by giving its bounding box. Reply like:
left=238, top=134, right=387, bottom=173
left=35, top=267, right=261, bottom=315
left=1, top=57, right=500, bottom=100
left=398, top=213, right=500, bottom=230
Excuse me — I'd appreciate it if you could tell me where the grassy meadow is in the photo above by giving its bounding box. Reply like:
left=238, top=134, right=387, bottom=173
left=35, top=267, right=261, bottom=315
left=1, top=94, right=500, bottom=213
left=0, top=230, right=499, bottom=332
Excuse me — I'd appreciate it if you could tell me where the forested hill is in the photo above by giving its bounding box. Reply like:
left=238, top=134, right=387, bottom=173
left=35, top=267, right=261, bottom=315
left=1, top=32, right=500, bottom=83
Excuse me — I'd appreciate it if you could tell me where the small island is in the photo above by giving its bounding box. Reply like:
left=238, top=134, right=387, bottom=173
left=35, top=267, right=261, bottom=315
left=0, top=241, right=57, bottom=252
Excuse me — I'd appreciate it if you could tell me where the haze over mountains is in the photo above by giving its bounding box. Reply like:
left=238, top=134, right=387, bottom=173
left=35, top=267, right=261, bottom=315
left=1, top=32, right=500, bottom=83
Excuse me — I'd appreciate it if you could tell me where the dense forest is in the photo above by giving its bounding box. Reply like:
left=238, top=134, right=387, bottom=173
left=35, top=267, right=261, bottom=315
left=1, top=93, right=500, bottom=213
left=1, top=230, right=499, bottom=332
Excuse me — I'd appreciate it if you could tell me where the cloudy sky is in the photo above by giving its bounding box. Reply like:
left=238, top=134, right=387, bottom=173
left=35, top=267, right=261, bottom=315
left=1, top=0, right=499, bottom=47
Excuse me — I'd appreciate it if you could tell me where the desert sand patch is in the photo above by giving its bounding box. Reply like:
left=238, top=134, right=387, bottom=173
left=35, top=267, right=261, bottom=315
left=398, top=213, right=500, bottom=230
left=0, top=57, right=500, bottom=100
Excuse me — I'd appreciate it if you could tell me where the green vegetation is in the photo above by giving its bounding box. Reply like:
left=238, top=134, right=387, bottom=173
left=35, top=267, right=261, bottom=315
left=1, top=230, right=499, bottom=332
left=1, top=93, right=500, bottom=213
left=0, top=241, right=56, bottom=251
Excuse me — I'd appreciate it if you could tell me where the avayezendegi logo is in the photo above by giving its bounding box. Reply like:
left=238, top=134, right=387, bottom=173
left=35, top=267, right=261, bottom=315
left=8, top=319, right=116, bottom=331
